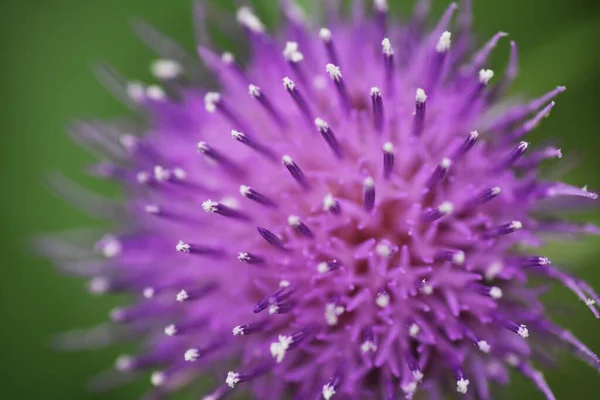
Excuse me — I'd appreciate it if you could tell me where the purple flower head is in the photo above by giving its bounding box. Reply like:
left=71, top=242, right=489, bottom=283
left=49, top=0, right=600, bottom=399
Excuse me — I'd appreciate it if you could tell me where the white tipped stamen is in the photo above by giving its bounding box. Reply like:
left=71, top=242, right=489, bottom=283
left=456, top=378, right=470, bottom=394
left=226, top=371, right=240, bottom=388
left=164, top=324, right=177, bottom=336
left=176, top=290, right=189, bottom=302
left=202, top=200, right=219, bottom=213
left=126, top=81, right=146, bottom=102
left=204, top=92, right=221, bottom=113
left=136, top=171, right=151, bottom=184
left=479, top=69, right=495, bottom=84
left=184, top=348, right=200, bottom=362
left=438, top=201, right=454, bottom=215
left=363, top=176, right=375, bottom=188
left=322, top=383, right=336, bottom=400
left=239, top=185, right=251, bottom=197
left=436, top=31, right=452, bottom=53
left=374, top=0, right=388, bottom=11
left=279, top=280, right=290, bottom=288
left=402, top=382, right=417, bottom=395
left=586, top=298, right=596, bottom=306
left=120, top=134, right=138, bottom=151
left=287, top=215, right=301, bottom=227
left=232, top=325, right=245, bottom=336
left=151, top=59, right=182, bottom=79
left=315, top=118, right=329, bottom=129
left=421, top=280, right=434, bottom=295
left=176, top=240, right=191, bottom=253
left=115, top=354, right=134, bottom=371
left=361, top=340, right=377, bottom=353
left=370, top=87, right=381, bottom=97
left=478, top=340, right=491, bottom=353
left=237, top=252, right=250, bottom=262
left=323, top=194, right=337, bottom=211
left=517, top=325, right=529, bottom=338
left=413, top=371, right=424, bottom=382
left=381, top=38, right=393, bottom=55
left=197, top=141, right=209, bottom=153
left=510, top=220, right=523, bottom=230
left=486, top=261, right=503, bottom=281
left=151, top=372, right=166, bottom=386
left=325, top=64, right=342, bottom=81
left=319, top=28, right=332, bottom=41
left=221, top=52, right=234, bottom=64
left=441, top=157, right=452, bottom=169
left=283, top=41, right=298, bottom=58
left=248, top=84, right=261, bottom=97
left=325, top=303, right=345, bottom=326
left=231, top=129, right=245, bottom=140
left=153, top=165, right=170, bottom=181
left=88, top=277, right=109, bottom=294
left=376, top=242, right=392, bottom=257
left=236, top=7, right=265, bottom=33
left=268, top=304, right=279, bottom=315
left=490, top=287, right=503, bottom=299
left=282, top=77, right=295, bottom=90
left=317, top=262, right=330, bottom=274
left=416, top=88, right=427, bottom=103
left=491, top=186, right=502, bottom=196
left=376, top=292, right=390, bottom=308
left=282, top=155, right=294, bottom=165
left=100, top=235, right=122, bottom=258
left=144, top=204, right=160, bottom=214
left=143, top=287, right=155, bottom=299
left=270, top=335, right=293, bottom=363
left=452, top=251, right=465, bottom=265
left=383, top=142, right=394, bottom=153
left=409, top=323, right=420, bottom=337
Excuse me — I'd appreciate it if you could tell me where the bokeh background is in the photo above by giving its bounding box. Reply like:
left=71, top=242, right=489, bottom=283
left=2, top=0, right=600, bottom=398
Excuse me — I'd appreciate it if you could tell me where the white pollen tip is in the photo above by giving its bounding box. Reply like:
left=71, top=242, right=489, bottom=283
left=323, top=194, right=337, bottom=210
left=457, top=378, right=470, bottom=394
left=317, top=262, right=329, bottom=274
left=376, top=243, right=392, bottom=257
left=510, top=220, right=523, bottom=230
left=383, top=142, right=394, bottom=153
left=381, top=38, right=394, bottom=55
left=325, top=303, right=345, bottom=326
left=268, top=304, right=279, bottom=315
left=176, top=240, right=190, bottom=253
left=322, top=383, right=336, bottom=400
left=237, top=252, right=250, bottom=262
left=374, top=0, right=388, bottom=12
left=270, top=335, right=293, bottom=363
left=409, top=323, right=420, bottom=337
left=204, top=92, right=221, bottom=113
left=279, top=280, right=290, bottom=287
left=376, top=292, right=390, bottom=308
left=477, top=340, right=491, bottom=353
left=325, top=63, right=342, bottom=80
left=202, top=199, right=219, bottom=213
left=363, top=176, right=375, bottom=188
left=239, top=185, right=251, bottom=197
left=518, top=141, right=529, bottom=150
left=143, top=287, right=155, bottom=299
left=287, top=215, right=301, bottom=226
left=151, top=371, right=166, bottom=386
left=319, top=28, right=332, bottom=41
left=126, top=81, right=146, bottom=102
left=88, top=277, right=109, bottom=294
left=282, top=155, right=293, bottom=165
left=221, top=52, right=234, bottom=64
left=436, top=31, right=452, bottom=53
left=470, top=130, right=479, bottom=139
left=115, top=354, right=134, bottom=371
left=236, top=6, right=265, bottom=33
left=164, top=324, right=177, bottom=336
left=489, top=287, right=503, bottom=299
left=491, top=186, right=502, bottom=195
left=413, top=371, right=424, bottom=382
left=315, top=118, right=328, bottom=129
left=438, top=201, right=454, bottom=214
left=517, top=325, right=529, bottom=338
left=370, top=87, right=381, bottom=97
left=441, top=158, right=452, bottom=168
left=361, top=340, right=377, bottom=353
left=197, top=141, right=209, bottom=153
left=248, top=84, right=261, bottom=97
left=452, top=251, right=465, bottom=265
left=231, top=129, right=245, bottom=140
left=416, top=88, right=427, bottom=103
left=283, top=77, right=295, bottom=90
left=479, top=69, right=495, bottom=84
left=176, top=290, right=189, bottom=302
left=232, top=325, right=245, bottom=336
left=144, top=204, right=160, bottom=214
left=226, top=371, right=240, bottom=388
left=151, top=59, right=182, bottom=79
left=184, top=348, right=200, bottom=362
left=283, top=41, right=298, bottom=57
left=586, top=298, right=596, bottom=306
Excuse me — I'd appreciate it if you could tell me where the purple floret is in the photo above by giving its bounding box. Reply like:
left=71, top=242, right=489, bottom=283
left=48, top=1, right=600, bottom=399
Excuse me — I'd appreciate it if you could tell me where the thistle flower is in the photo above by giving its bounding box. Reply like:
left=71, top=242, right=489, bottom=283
left=48, top=0, right=600, bottom=399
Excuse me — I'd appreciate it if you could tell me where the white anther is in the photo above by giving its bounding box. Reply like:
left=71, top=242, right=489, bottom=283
left=202, top=200, right=219, bottom=213
left=204, top=92, right=221, bottom=113
left=489, top=286, right=503, bottom=299
left=319, top=28, right=332, bottom=41
left=226, top=371, right=240, bottom=388
left=325, top=303, right=345, bottom=326
left=176, top=290, right=189, bottom=302
left=477, top=340, right=491, bottom=353
left=268, top=304, right=279, bottom=314
left=517, top=325, right=529, bottom=338
left=164, top=324, right=177, bottom=336
left=376, top=292, right=390, bottom=308
left=381, top=38, right=393, bottom=55
left=322, top=383, right=336, bottom=400
left=248, top=84, right=261, bottom=97
left=287, top=215, right=301, bottom=227
left=370, top=87, right=381, bottom=97
left=436, top=31, right=452, bottom=53
left=441, top=157, right=452, bottom=168
left=325, top=63, right=342, bottom=81
left=485, top=261, right=503, bottom=281
left=361, top=340, right=377, bottom=353
left=421, top=280, right=434, bottom=295
left=283, top=77, right=295, bottom=90
left=509, top=220, right=523, bottom=230
left=452, top=251, right=465, bottom=265
left=409, top=323, right=420, bottom=337
left=146, top=85, right=166, bottom=101
left=270, top=335, right=293, bottom=363
left=478, top=69, right=495, bottom=84
left=144, top=204, right=160, bottom=214
left=88, top=277, right=109, bottom=294
left=363, top=176, right=375, bottom=188
left=151, top=59, right=182, bottom=79
left=323, top=194, right=337, bottom=211
left=416, top=88, right=427, bottom=103
left=176, top=240, right=191, bottom=253
left=232, top=325, right=245, bottom=336
left=317, top=262, right=330, bottom=274
left=376, top=242, right=392, bottom=257
left=126, top=81, right=146, bottom=102
left=184, top=348, right=200, bottom=362
left=438, top=201, right=454, bottom=215
left=383, top=142, right=394, bottom=153
left=374, top=0, right=388, bottom=11
left=143, top=287, right=155, bottom=299
left=221, top=52, right=234, bottom=64
left=586, top=298, right=596, bottom=306
left=456, top=378, right=470, bottom=394
left=282, top=154, right=294, bottom=165
left=100, top=235, right=122, bottom=258
left=279, top=280, right=290, bottom=288
left=236, top=6, right=265, bottom=33
left=115, top=354, right=134, bottom=371
left=151, top=371, right=166, bottom=386
left=315, top=117, right=329, bottom=129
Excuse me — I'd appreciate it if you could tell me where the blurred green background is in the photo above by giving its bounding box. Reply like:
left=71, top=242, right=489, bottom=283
left=2, top=0, right=600, bottom=398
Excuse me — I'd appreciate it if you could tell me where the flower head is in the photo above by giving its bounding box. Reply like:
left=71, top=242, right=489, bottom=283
left=51, top=1, right=600, bottom=399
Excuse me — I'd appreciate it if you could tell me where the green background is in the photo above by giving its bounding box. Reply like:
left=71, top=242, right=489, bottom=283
left=2, top=0, right=600, bottom=398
